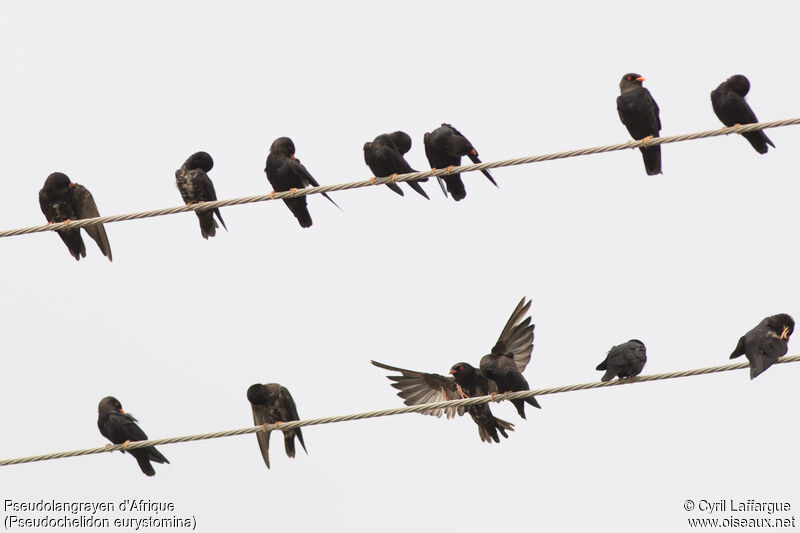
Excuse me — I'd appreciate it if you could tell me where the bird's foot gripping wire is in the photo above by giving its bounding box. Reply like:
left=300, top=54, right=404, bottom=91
left=369, top=177, right=376, bottom=185
left=640, top=135, right=654, bottom=146
left=444, top=165, right=456, bottom=175
left=390, top=173, right=398, bottom=185
left=456, top=384, right=469, bottom=399
left=268, top=191, right=275, bottom=199
left=121, top=440, right=131, bottom=450
left=288, top=188, right=298, bottom=197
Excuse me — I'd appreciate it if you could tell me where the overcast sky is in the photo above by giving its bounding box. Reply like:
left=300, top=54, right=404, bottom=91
left=1, top=2, right=798, bottom=531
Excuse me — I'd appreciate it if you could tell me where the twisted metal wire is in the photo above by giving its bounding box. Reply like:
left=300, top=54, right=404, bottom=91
left=2, top=118, right=798, bottom=239
left=2, top=354, right=798, bottom=468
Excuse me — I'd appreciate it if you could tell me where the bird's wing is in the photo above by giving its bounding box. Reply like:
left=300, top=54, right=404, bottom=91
left=103, top=411, right=148, bottom=444
left=278, top=386, right=307, bottom=453
left=288, top=159, right=342, bottom=212
left=730, top=94, right=759, bottom=124
left=645, top=88, right=662, bottom=131
left=71, top=184, right=112, bottom=261
left=250, top=404, right=273, bottom=469
left=198, top=171, right=227, bottom=230
left=447, top=125, right=497, bottom=186
left=38, top=189, right=55, bottom=222
left=490, top=297, right=534, bottom=372
left=730, top=335, right=746, bottom=359
left=370, top=360, right=463, bottom=418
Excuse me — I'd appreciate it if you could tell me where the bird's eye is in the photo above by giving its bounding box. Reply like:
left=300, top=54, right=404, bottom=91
left=627, top=76, right=632, bottom=81
left=459, top=365, right=464, bottom=370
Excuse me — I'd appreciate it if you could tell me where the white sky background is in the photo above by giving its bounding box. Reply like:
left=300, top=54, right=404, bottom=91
left=1, top=1, right=798, bottom=531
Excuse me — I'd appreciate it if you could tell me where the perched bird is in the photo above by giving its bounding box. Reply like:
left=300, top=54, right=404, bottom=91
left=711, top=74, right=775, bottom=154
left=97, top=396, right=169, bottom=477
left=364, top=131, right=429, bottom=199
left=39, top=172, right=112, bottom=261
left=596, top=339, right=647, bottom=382
left=617, top=73, right=662, bottom=175
left=479, top=297, right=540, bottom=419
left=423, top=123, right=498, bottom=201
left=246, top=383, right=307, bottom=469
left=265, top=137, right=341, bottom=228
left=730, top=314, right=794, bottom=379
left=372, top=296, right=538, bottom=440
left=175, top=151, right=227, bottom=239
left=371, top=360, right=514, bottom=443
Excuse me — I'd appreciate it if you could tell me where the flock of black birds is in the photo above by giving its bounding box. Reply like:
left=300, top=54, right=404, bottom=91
left=94, top=296, right=793, bottom=476
left=37, top=74, right=774, bottom=259
left=29, top=73, right=793, bottom=476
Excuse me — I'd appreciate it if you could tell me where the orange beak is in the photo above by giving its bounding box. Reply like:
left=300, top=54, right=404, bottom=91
left=636, top=76, right=645, bottom=82
left=449, top=369, right=456, bottom=375
left=470, top=149, right=477, bottom=156
left=290, top=155, right=296, bottom=160
left=69, top=182, right=76, bottom=188
left=780, top=325, right=790, bottom=340
left=119, top=409, right=126, bottom=414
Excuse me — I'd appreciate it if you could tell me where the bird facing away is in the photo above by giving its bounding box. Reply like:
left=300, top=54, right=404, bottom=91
left=478, top=297, right=540, bottom=419
left=371, top=360, right=514, bottom=444
left=246, top=383, right=307, bottom=469
left=711, top=74, right=775, bottom=154
left=423, top=123, right=498, bottom=201
left=39, top=172, right=112, bottom=261
left=617, top=73, right=662, bottom=175
left=730, top=314, right=794, bottom=379
left=363, top=131, right=430, bottom=199
left=265, top=137, right=341, bottom=228
left=175, top=151, right=227, bottom=239
left=596, top=339, right=647, bottom=382
left=97, top=396, right=169, bottom=477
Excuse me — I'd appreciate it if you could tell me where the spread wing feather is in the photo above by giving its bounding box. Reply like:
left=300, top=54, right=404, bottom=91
left=371, top=360, right=463, bottom=418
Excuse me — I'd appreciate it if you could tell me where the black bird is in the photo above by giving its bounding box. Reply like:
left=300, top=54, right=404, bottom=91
left=364, top=131, right=429, bottom=199
left=617, top=73, right=662, bottom=175
left=423, top=123, right=498, bottom=201
left=711, top=74, right=775, bottom=154
left=265, top=137, right=341, bottom=228
left=39, top=173, right=112, bottom=261
left=372, top=296, right=538, bottom=436
left=246, top=383, right=307, bottom=469
left=97, top=396, right=169, bottom=477
left=479, top=297, right=540, bottom=419
left=371, top=360, right=514, bottom=443
left=730, top=314, right=794, bottom=379
left=596, top=339, right=647, bottom=382
left=175, top=151, right=227, bottom=239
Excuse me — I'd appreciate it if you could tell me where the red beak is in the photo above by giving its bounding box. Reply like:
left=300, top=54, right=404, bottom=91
left=636, top=76, right=645, bottom=82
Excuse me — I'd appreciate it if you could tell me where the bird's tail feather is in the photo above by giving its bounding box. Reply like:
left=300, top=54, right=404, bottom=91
left=743, top=131, right=774, bottom=155
left=444, top=176, right=466, bottom=201
left=640, top=145, right=662, bottom=175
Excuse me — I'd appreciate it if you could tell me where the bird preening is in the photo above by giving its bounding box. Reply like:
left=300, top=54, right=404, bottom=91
left=246, top=383, right=307, bottom=469
left=175, top=151, right=227, bottom=239
left=364, top=131, right=430, bottom=199
left=730, top=314, right=794, bottom=379
left=265, top=137, right=342, bottom=228
left=423, top=123, right=498, bottom=201
left=711, top=74, right=775, bottom=154
left=97, top=396, right=169, bottom=477
left=39, top=173, right=113, bottom=261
